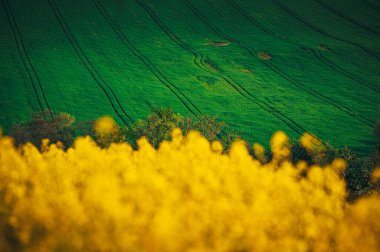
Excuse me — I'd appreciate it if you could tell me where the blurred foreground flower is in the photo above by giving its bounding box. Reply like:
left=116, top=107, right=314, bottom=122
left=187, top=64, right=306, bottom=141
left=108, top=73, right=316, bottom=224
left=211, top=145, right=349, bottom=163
left=0, top=130, right=379, bottom=252
left=94, top=116, right=119, bottom=135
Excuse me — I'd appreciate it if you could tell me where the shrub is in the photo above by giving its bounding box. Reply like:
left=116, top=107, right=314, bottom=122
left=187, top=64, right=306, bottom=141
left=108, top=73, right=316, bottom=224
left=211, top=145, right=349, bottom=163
left=12, top=110, right=78, bottom=148
left=125, top=107, right=184, bottom=148
left=290, top=136, right=378, bottom=200
left=9, top=108, right=238, bottom=151
left=125, top=107, right=238, bottom=150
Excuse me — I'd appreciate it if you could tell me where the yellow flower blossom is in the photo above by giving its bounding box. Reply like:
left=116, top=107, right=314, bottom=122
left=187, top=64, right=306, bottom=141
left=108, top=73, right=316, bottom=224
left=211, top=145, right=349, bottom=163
left=332, top=158, right=346, bottom=172
left=300, top=132, right=321, bottom=153
left=270, top=131, right=290, bottom=161
left=211, top=140, right=223, bottom=153
left=372, top=168, right=380, bottom=182
left=94, top=116, right=118, bottom=135
left=0, top=130, right=378, bottom=251
left=253, top=143, right=267, bottom=163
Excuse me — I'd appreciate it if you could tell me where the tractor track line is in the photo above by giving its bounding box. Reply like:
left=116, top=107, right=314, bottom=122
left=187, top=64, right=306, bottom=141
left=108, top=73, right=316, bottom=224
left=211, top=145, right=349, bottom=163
left=225, top=0, right=380, bottom=93
left=140, top=0, right=313, bottom=136
left=314, top=0, right=380, bottom=36
left=132, top=0, right=227, bottom=139
left=137, top=0, right=314, bottom=138
left=92, top=0, right=202, bottom=119
left=135, top=0, right=207, bottom=73
left=184, top=0, right=374, bottom=128
left=2, top=0, right=52, bottom=118
left=263, top=61, right=374, bottom=127
left=137, top=0, right=249, bottom=93
left=198, top=54, right=306, bottom=136
left=183, top=0, right=319, bottom=138
left=93, top=0, right=202, bottom=117
left=310, top=49, right=380, bottom=93
left=47, top=0, right=133, bottom=127
left=135, top=0, right=221, bottom=76
left=226, top=0, right=284, bottom=41
left=136, top=0, right=194, bottom=54
left=183, top=0, right=235, bottom=42
left=200, top=0, right=375, bottom=127
left=270, top=0, right=380, bottom=62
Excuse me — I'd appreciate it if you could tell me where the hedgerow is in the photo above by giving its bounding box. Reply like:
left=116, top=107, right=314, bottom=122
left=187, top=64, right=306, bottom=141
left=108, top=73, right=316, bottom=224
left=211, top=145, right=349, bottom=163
left=10, top=109, right=380, bottom=200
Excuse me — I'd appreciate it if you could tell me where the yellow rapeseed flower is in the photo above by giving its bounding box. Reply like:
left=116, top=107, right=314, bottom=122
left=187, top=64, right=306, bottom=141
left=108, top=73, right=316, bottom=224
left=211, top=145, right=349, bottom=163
left=270, top=131, right=290, bottom=161
left=211, top=140, right=223, bottom=153
left=0, top=131, right=378, bottom=251
left=94, top=116, right=118, bottom=135
left=332, top=158, right=346, bottom=172
left=300, top=132, right=321, bottom=153
left=253, top=143, right=267, bottom=163
left=372, top=168, right=380, bottom=182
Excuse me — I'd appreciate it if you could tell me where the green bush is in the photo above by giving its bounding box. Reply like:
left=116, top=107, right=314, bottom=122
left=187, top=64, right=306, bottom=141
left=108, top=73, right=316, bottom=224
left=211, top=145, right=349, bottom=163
left=124, top=107, right=184, bottom=148
left=124, top=107, right=239, bottom=150
left=290, top=139, right=379, bottom=200
left=12, top=110, right=94, bottom=148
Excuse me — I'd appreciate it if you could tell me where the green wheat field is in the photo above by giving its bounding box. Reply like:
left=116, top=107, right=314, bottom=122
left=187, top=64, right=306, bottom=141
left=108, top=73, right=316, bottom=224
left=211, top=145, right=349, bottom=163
left=0, top=0, right=379, bottom=153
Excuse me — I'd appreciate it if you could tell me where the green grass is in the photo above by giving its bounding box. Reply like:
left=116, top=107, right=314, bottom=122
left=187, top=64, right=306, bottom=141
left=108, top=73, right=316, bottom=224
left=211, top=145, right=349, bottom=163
left=0, top=0, right=379, bottom=154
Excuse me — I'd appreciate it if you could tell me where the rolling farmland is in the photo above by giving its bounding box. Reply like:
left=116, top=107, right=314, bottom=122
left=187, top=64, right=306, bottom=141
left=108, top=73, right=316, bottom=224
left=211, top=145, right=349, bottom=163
left=0, top=0, right=379, bottom=153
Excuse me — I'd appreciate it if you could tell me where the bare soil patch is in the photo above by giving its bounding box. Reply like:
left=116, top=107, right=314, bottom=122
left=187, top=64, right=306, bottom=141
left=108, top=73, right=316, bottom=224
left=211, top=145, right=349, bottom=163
left=208, top=41, right=231, bottom=47
left=318, top=44, right=329, bottom=51
left=204, top=60, right=219, bottom=71
left=257, top=52, right=272, bottom=60
left=240, top=68, right=253, bottom=73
